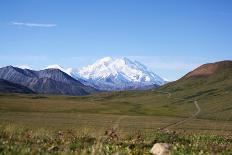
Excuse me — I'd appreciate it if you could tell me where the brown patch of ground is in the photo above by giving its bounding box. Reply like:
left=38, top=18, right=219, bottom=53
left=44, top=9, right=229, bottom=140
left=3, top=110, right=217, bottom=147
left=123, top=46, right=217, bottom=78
left=185, top=60, right=232, bottom=78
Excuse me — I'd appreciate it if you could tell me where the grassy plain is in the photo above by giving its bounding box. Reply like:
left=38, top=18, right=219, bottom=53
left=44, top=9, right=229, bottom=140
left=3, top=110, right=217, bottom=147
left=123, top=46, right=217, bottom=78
left=0, top=89, right=231, bottom=130
left=0, top=85, right=232, bottom=154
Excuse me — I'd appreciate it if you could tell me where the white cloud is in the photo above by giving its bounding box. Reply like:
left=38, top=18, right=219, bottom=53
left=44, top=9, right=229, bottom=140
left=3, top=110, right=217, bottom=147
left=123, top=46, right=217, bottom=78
left=12, top=22, right=57, bottom=27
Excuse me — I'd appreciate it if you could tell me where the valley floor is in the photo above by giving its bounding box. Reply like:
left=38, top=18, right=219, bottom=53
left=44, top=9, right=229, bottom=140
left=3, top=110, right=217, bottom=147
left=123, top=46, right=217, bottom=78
left=0, top=91, right=232, bottom=154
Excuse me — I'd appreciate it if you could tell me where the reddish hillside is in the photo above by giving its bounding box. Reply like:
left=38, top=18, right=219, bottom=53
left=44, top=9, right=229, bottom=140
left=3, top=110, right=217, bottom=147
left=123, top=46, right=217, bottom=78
left=184, top=60, right=232, bottom=78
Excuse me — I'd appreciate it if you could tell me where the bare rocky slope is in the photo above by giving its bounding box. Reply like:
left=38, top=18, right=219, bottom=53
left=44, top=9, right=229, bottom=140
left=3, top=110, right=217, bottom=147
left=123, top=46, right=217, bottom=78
left=0, top=66, right=97, bottom=96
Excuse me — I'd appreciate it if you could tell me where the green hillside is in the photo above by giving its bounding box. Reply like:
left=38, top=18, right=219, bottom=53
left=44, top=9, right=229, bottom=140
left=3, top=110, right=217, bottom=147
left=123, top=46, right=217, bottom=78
left=160, top=60, right=232, bottom=121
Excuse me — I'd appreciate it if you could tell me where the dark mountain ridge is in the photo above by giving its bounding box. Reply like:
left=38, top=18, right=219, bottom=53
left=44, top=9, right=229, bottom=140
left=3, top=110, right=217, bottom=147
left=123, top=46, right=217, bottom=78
left=0, top=79, right=34, bottom=94
left=0, top=66, right=97, bottom=96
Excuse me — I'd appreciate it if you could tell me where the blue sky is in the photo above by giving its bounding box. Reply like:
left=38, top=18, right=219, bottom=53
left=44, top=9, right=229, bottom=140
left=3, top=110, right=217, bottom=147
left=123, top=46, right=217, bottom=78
left=1, top=0, right=232, bottom=80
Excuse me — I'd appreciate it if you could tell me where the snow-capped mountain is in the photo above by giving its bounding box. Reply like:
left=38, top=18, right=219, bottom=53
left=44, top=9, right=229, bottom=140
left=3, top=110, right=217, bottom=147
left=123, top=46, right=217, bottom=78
left=44, top=57, right=166, bottom=91
left=45, top=64, right=73, bottom=76
left=77, top=57, right=166, bottom=90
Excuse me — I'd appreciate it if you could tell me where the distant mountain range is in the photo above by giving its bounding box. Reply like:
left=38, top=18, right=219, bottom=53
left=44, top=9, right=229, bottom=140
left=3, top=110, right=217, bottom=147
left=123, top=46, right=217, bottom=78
left=2, top=58, right=230, bottom=96
left=0, top=57, right=166, bottom=95
left=0, top=66, right=97, bottom=96
left=45, top=57, right=166, bottom=91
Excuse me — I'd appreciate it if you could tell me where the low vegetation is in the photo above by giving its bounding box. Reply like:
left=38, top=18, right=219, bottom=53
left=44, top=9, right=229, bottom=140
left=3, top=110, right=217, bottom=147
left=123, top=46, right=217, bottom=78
left=0, top=124, right=232, bottom=155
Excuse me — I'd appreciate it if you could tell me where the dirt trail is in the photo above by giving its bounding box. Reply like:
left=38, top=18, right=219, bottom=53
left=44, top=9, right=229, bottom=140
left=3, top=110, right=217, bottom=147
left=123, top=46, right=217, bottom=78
left=108, top=90, right=201, bottom=131
left=153, top=91, right=201, bottom=130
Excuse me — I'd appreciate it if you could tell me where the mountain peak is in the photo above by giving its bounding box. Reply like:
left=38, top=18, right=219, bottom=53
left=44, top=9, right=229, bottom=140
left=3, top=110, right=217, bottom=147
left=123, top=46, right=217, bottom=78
left=98, top=57, right=113, bottom=62
left=95, top=57, right=134, bottom=67
left=45, top=64, right=72, bottom=75
left=77, top=57, right=165, bottom=90
left=45, top=64, right=63, bottom=70
left=121, top=57, right=133, bottom=63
